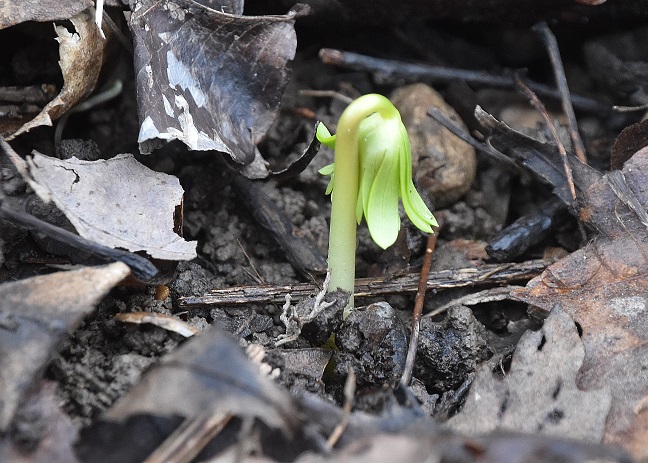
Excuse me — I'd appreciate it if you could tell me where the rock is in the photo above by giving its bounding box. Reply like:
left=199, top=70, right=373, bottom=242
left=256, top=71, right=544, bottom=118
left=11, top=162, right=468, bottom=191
left=415, top=305, right=489, bottom=393
left=335, top=302, right=408, bottom=388
left=391, top=83, right=476, bottom=208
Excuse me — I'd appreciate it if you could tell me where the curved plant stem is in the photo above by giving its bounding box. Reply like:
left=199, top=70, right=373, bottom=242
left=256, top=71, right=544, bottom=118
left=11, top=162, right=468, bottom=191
left=327, top=94, right=399, bottom=317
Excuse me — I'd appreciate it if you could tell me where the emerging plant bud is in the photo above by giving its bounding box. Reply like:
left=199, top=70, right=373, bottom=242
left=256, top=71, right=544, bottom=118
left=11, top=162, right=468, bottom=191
left=318, top=100, right=437, bottom=249
left=317, top=93, right=437, bottom=316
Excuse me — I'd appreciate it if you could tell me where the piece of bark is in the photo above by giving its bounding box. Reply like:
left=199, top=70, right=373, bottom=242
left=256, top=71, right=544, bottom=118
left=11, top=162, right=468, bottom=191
left=179, top=259, right=549, bottom=307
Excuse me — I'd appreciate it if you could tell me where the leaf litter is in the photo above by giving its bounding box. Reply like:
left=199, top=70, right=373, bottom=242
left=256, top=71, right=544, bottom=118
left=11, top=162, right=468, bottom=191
left=7, top=9, right=104, bottom=139
left=0, top=2, right=647, bottom=462
left=448, top=305, right=611, bottom=442
left=512, top=145, right=648, bottom=457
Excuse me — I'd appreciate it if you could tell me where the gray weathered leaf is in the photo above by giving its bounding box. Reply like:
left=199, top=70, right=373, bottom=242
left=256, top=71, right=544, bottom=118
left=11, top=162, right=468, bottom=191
left=27, top=152, right=197, bottom=260
left=130, top=0, right=304, bottom=165
left=448, top=305, right=611, bottom=443
left=0, top=0, right=92, bottom=30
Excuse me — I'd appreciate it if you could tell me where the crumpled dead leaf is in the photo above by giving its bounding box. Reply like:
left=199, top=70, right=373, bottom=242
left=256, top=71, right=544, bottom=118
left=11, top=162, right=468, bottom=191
left=448, top=305, right=611, bottom=442
left=0, top=0, right=92, bottom=30
left=291, top=433, right=627, bottom=463
left=0, top=262, right=130, bottom=432
left=73, top=324, right=630, bottom=462
left=478, top=105, right=648, bottom=459
left=7, top=8, right=104, bottom=139
left=26, top=152, right=197, bottom=261
left=129, top=0, right=305, bottom=167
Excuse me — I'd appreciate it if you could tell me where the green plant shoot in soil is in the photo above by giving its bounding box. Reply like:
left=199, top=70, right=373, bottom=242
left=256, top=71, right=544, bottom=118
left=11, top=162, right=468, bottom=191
left=318, top=93, right=438, bottom=317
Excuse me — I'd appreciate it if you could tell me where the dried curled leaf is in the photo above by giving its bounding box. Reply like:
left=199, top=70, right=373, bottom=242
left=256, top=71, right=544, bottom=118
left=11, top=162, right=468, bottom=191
left=8, top=9, right=104, bottom=139
left=77, top=328, right=301, bottom=462
left=130, top=0, right=305, bottom=165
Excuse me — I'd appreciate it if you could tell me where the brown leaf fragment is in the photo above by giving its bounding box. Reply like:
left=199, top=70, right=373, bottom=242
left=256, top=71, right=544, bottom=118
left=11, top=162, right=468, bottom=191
left=129, top=0, right=305, bottom=165
left=475, top=106, right=601, bottom=210
left=0, top=262, right=130, bottom=432
left=575, top=146, right=648, bottom=239
left=0, top=0, right=92, bottom=30
left=611, top=119, right=648, bottom=170
left=8, top=9, right=104, bottom=139
left=514, top=235, right=648, bottom=458
left=26, top=152, right=197, bottom=261
left=448, top=305, right=611, bottom=443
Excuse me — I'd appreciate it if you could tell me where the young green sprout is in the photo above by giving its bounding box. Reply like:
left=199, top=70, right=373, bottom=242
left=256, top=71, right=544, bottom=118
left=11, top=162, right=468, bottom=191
left=318, top=93, right=438, bottom=317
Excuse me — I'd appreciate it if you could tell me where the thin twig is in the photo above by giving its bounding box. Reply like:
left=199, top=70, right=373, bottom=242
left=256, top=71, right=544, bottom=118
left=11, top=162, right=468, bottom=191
left=399, top=231, right=437, bottom=388
left=533, top=22, right=587, bottom=164
left=514, top=75, right=587, bottom=243
left=299, top=89, right=354, bottom=105
left=236, top=238, right=265, bottom=284
left=0, top=203, right=158, bottom=281
left=427, top=107, right=519, bottom=173
left=143, top=412, right=232, bottom=463
left=326, top=368, right=355, bottom=449
left=422, top=286, right=521, bottom=319
left=178, top=259, right=549, bottom=308
left=613, top=103, right=648, bottom=113
left=319, top=48, right=609, bottom=114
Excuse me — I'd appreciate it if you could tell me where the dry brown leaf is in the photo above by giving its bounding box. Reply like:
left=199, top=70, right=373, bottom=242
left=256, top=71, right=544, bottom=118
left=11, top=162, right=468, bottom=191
left=0, top=0, right=92, bottom=30
left=513, top=146, right=648, bottom=459
left=8, top=8, right=104, bottom=139
left=0, top=262, right=130, bottom=432
left=448, top=305, right=611, bottom=442
left=26, top=152, right=197, bottom=261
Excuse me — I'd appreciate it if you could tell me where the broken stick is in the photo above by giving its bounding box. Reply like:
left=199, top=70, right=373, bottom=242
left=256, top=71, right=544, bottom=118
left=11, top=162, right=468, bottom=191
left=178, top=259, right=549, bottom=308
